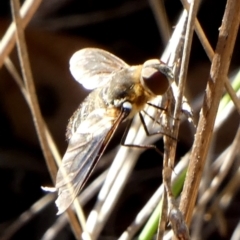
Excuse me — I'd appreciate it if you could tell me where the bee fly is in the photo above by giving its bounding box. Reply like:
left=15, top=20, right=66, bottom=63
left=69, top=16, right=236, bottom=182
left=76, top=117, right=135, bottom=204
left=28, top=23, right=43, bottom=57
left=55, top=48, right=174, bottom=214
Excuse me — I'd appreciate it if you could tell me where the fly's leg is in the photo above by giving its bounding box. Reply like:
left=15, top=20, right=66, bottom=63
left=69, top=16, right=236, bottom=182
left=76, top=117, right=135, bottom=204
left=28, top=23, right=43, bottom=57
left=144, top=102, right=177, bottom=140
left=146, top=102, right=167, bottom=110
left=139, top=112, right=177, bottom=141
left=146, top=102, right=176, bottom=122
left=120, top=117, right=163, bottom=156
left=142, top=109, right=176, bottom=136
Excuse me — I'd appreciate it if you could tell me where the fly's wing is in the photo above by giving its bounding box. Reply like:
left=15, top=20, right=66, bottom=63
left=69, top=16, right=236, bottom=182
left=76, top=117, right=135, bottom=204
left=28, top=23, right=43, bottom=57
left=55, top=108, right=125, bottom=214
left=69, top=48, right=129, bottom=89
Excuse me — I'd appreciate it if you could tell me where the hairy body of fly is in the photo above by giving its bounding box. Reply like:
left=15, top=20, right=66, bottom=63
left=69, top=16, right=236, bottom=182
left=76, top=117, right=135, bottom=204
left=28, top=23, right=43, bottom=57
left=55, top=48, right=172, bottom=214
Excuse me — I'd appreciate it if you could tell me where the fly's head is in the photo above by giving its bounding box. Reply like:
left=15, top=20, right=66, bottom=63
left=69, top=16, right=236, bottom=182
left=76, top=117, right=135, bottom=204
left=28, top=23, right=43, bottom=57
left=140, top=59, right=174, bottom=96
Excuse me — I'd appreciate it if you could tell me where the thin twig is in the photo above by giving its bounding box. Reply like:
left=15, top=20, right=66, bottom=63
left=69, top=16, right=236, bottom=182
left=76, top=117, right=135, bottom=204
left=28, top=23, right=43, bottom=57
left=10, top=0, right=83, bottom=238
left=158, top=0, right=201, bottom=239
left=180, top=0, right=240, bottom=115
left=0, top=0, right=42, bottom=68
left=4, top=57, right=29, bottom=102
left=174, top=0, right=200, bottom=129
left=4, top=56, right=63, bottom=167
left=10, top=0, right=56, bottom=191
left=179, top=0, right=240, bottom=226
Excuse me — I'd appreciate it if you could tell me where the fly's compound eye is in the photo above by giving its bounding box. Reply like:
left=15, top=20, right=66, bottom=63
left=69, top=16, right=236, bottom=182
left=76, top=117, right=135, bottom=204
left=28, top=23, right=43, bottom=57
left=141, top=59, right=172, bottom=96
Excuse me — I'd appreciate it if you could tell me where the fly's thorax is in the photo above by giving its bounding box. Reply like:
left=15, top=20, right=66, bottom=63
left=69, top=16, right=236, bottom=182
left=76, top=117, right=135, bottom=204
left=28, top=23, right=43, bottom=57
left=98, top=66, right=154, bottom=118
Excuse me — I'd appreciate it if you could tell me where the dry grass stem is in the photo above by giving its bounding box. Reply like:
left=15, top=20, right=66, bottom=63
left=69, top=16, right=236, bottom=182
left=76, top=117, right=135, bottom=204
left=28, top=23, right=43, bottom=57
left=168, top=0, right=200, bottom=180
left=4, top=57, right=29, bottom=101
left=157, top=0, right=201, bottom=239
left=0, top=0, right=42, bottom=68
left=10, top=0, right=83, bottom=238
left=180, top=0, right=240, bottom=114
left=179, top=0, right=240, bottom=226
left=10, top=0, right=57, bottom=182
left=4, top=56, right=63, bottom=165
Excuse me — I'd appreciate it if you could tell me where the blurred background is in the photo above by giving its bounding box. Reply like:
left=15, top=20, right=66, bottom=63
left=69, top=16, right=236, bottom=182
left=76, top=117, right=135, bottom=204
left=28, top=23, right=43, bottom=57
left=0, top=0, right=240, bottom=239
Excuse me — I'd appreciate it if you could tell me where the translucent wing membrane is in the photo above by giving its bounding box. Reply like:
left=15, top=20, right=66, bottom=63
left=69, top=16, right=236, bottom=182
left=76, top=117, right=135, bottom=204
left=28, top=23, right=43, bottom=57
left=55, top=108, right=126, bottom=214
left=69, top=48, right=129, bottom=89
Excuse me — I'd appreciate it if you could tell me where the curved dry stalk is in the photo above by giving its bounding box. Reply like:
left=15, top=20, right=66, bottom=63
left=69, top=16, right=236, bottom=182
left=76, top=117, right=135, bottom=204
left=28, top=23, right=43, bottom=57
left=179, top=0, right=240, bottom=226
left=10, top=0, right=83, bottom=238
left=10, top=0, right=57, bottom=199
left=4, top=56, right=63, bottom=166
left=0, top=0, right=42, bottom=68
left=4, top=57, right=29, bottom=100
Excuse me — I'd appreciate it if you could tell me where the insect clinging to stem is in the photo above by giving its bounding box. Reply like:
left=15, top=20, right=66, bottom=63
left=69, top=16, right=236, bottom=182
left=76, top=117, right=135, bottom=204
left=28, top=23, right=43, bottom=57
left=55, top=48, right=174, bottom=214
